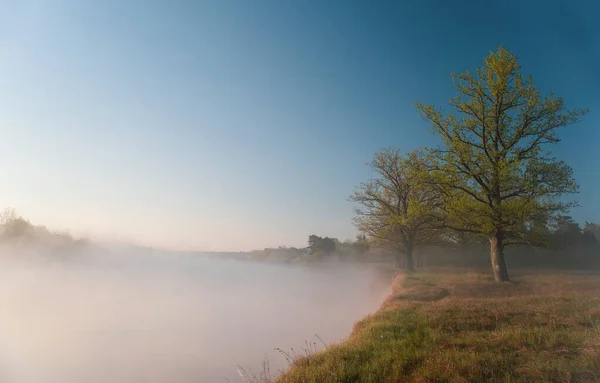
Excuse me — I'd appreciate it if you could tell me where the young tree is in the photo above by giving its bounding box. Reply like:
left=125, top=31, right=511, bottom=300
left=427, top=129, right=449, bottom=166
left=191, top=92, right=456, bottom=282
left=416, top=46, right=587, bottom=281
left=349, top=148, right=441, bottom=270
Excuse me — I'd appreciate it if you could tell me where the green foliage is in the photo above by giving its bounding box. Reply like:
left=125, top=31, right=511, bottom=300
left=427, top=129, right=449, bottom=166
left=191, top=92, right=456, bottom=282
left=349, top=148, right=442, bottom=269
left=415, top=46, right=587, bottom=280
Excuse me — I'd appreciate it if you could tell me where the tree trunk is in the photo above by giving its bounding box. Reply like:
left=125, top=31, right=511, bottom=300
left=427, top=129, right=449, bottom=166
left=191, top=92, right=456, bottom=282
left=405, top=247, right=415, bottom=272
left=489, top=231, right=510, bottom=282
left=394, top=254, right=402, bottom=269
left=394, top=249, right=415, bottom=272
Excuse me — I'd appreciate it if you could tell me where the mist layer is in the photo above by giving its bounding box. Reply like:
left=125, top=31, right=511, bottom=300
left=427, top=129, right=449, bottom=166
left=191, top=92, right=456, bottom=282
left=0, top=247, right=389, bottom=382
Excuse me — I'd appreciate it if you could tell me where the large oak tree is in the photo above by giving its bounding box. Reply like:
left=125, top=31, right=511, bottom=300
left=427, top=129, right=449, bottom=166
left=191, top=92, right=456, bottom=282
left=416, top=47, right=587, bottom=282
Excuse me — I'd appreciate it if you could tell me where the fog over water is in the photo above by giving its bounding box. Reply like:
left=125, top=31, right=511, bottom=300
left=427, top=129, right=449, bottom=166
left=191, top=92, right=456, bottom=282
left=0, top=246, right=390, bottom=382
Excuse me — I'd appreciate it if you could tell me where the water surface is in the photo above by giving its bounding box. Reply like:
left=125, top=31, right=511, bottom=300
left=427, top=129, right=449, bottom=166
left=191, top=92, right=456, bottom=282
left=0, top=248, right=390, bottom=382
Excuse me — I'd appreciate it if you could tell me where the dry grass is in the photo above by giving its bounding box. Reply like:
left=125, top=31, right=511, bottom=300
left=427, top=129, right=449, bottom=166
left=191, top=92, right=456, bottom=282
left=276, top=268, right=600, bottom=383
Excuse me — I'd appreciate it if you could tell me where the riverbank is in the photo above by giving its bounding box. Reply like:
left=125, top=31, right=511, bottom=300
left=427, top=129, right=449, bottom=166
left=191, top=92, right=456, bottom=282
left=275, top=267, right=600, bottom=382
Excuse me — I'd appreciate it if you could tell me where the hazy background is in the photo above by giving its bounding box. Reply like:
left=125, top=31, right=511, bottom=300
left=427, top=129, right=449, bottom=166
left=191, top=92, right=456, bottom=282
left=0, top=246, right=390, bottom=383
left=0, top=1, right=598, bottom=251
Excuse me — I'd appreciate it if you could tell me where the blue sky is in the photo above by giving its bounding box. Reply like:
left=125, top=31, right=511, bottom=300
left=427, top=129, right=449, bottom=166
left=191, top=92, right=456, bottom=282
left=0, top=1, right=598, bottom=251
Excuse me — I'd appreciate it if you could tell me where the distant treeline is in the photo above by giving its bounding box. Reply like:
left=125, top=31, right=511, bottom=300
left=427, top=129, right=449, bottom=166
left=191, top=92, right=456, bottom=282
left=427, top=215, right=600, bottom=270
left=0, top=208, right=92, bottom=253
left=247, top=234, right=387, bottom=264
left=247, top=217, right=600, bottom=270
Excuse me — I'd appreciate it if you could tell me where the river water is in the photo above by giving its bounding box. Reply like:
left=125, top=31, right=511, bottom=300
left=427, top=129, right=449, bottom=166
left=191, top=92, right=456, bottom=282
left=0, top=248, right=390, bottom=382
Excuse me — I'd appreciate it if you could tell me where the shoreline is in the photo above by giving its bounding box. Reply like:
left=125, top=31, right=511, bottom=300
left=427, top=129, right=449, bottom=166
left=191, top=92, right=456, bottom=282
left=275, top=268, right=600, bottom=382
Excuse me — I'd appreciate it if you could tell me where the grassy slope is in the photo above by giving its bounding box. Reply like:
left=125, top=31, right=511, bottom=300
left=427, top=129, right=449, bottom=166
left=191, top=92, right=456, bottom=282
left=276, top=268, right=600, bottom=383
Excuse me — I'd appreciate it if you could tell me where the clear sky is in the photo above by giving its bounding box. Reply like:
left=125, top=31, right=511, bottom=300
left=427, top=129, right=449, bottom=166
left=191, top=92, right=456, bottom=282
left=0, top=1, right=598, bottom=251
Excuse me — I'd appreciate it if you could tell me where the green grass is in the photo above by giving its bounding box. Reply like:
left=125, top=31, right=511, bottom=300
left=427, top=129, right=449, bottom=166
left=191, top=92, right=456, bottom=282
left=276, top=268, right=600, bottom=383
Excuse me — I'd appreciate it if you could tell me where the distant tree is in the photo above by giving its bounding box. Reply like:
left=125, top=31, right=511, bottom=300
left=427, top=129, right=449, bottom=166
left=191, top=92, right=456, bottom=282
left=349, top=148, right=441, bottom=270
left=416, top=46, right=587, bottom=281
left=552, top=215, right=582, bottom=248
left=307, top=235, right=336, bottom=256
left=582, top=230, right=598, bottom=246
left=584, top=222, right=600, bottom=243
left=0, top=208, right=17, bottom=225
left=307, top=235, right=320, bottom=254
left=4, top=217, right=32, bottom=237
left=353, top=233, right=370, bottom=254
left=523, top=212, right=556, bottom=248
